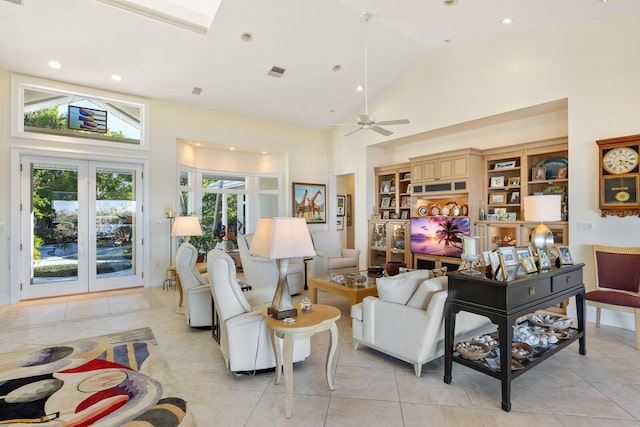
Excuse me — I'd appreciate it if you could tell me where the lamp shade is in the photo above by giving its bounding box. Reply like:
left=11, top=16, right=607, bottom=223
left=171, top=216, right=203, bottom=237
left=249, top=217, right=315, bottom=259
left=523, top=195, right=562, bottom=222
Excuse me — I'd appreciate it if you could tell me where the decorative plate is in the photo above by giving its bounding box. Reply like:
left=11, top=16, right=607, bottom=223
left=429, top=204, right=440, bottom=216
left=417, top=206, right=429, bottom=217
left=451, top=205, right=460, bottom=216
left=536, top=157, right=568, bottom=179
left=461, top=204, right=469, bottom=216
left=441, top=205, right=450, bottom=216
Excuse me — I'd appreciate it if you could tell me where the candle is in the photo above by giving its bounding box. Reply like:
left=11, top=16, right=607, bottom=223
left=463, top=236, right=476, bottom=257
left=166, top=207, right=173, bottom=218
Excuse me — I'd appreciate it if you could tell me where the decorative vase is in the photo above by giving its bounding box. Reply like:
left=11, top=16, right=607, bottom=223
left=385, top=261, right=406, bottom=276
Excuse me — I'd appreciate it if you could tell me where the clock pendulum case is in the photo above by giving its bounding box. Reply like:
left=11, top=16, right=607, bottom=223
left=596, top=134, right=640, bottom=217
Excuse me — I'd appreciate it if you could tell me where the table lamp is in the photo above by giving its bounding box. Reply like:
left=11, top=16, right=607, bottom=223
left=171, top=216, right=203, bottom=242
left=523, top=195, right=561, bottom=251
left=249, top=217, right=316, bottom=319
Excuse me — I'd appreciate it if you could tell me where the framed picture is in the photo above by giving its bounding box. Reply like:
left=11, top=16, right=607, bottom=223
left=380, top=180, right=392, bottom=193
left=488, top=251, right=501, bottom=275
left=557, top=245, right=574, bottom=265
left=390, top=212, right=399, bottom=219
left=510, top=191, right=520, bottom=204
left=537, top=248, right=551, bottom=269
left=497, top=246, right=518, bottom=266
left=495, top=160, right=516, bottom=169
left=508, top=177, right=520, bottom=186
left=515, top=246, right=532, bottom=260
left=293, top=182, right=326, bottom=223
left=486, top=213, right=499, bottom=221
left=336, top=195, right=345, bottom=216
left=490, top=176, right=505, bottom=188
left=372, top=213, right=382, bottom=219
left=382, top=210, right=390, bottom=219
left=401, top=196, right=411, bottom=207
left=557, top=166, right=568, bottom=179
left=346, top=194, right=352, bottom=226
left=497, top=253, right=508, bottom=280
left=521, top=256, right=538, bottom=274
left=381, top=196, right=391, bottom=208
left=532, top=167, right=547, bottom=181
left=491, top=192, right=507, bottom=204
left=494, top=207, right=507, bottom=218
left=400, top=210, right=409, bottom=219
left=336, top=217, right=344, bottom=231
left=505, top=212, right=516, bottom=220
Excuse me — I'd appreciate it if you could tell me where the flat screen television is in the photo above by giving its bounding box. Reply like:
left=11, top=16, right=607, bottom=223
left=410, top=217, right=470, bottom=257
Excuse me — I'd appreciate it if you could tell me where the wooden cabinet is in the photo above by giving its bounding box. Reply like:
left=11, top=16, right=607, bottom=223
left=475, top=221, right=568, bottom=253
left=375, top=163, right=411, bottom=220
left=368, top=219, right=410, bottom=268
left=411, top=152, right=473, bottom=183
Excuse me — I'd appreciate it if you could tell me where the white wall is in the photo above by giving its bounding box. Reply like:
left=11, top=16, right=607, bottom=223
left=330, top=12, right=640, bottom=330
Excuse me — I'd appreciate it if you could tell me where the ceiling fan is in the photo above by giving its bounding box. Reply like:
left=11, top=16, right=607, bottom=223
left=342, top=12, right=410, bottom=137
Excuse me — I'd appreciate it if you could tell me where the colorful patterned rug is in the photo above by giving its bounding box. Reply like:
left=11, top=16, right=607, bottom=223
left=0, top=327, right=191, bottom=426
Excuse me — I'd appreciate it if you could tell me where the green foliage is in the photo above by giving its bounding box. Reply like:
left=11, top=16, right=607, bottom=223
left=24, top=107, right=66, bottom=130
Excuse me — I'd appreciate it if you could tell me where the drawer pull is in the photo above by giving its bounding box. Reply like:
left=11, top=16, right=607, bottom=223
left=529, top=286, right=535, bottom=295
left=566, top=276, right=573, bottom=284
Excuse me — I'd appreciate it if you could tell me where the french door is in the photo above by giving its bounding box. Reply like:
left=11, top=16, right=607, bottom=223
left=20, top=156, right=144, bottom=299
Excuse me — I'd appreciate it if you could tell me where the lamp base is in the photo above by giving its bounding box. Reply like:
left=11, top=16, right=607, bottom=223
left=268, top=306, right=298, bottom=320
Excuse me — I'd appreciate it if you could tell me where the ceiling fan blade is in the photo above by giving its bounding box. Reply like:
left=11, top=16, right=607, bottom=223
left=370, top=125, right=393, bottom=136
left=344, top=126, right=364, bottom=136
left=376, top=119, right=410, bottom=126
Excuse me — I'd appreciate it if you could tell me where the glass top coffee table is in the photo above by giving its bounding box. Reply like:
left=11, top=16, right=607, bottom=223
left=307, top=271, right=379, bottom=309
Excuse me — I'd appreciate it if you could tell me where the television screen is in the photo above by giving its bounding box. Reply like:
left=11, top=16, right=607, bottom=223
left=68, top=106, right=107, bottom=133
left=410, top=217, right=470, bottom=257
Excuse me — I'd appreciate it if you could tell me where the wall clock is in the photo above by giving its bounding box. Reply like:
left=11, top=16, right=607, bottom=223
left=597, top=134, right=640, bottom=217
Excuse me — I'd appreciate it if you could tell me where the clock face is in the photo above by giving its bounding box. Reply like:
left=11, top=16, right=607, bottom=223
left=603, top=146, right=639, bottom=174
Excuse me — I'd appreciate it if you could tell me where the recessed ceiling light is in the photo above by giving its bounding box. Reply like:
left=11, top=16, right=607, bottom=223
left=48, top=60, right=61, bottom=69
left=599, top=0, right=608, bottom=3
left=241, top=32, right=253, bottom=42
left=229, top=147, right=235, bottom=151
left=332, top=64, right=342, bottom=72
left=111, top=74, right=122, bottom=81
left=261, top=151, right=267, bottom=154
left=195, top=143, right=201, bottom=147
left=501, top=17, right=513, bottom=24
left=356, top=85, right=363, bottom=92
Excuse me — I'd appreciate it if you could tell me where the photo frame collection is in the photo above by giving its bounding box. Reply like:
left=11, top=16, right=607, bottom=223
left=521, top=256, right=538, bottom=274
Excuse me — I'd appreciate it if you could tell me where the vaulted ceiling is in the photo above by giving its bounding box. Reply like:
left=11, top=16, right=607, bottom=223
left=2, top=0, right=639, bottom=131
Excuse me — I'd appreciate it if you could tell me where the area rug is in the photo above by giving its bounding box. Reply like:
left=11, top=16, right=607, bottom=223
left=0, top=327, right=191, bottom=426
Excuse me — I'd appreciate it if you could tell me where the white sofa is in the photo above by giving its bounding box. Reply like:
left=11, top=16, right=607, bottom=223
left=237, top=234, right=306, bottom=295
left=207, top=249, right=311, bottom=372
left=175, top=242, right=212, bottom=327
left=352, top=269, right=495, bottom=377
left=310, top=230, right=360, bottom=276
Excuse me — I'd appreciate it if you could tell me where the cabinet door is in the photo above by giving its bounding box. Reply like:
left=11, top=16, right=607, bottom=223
left=452, top=156, right=469, bottom=178
left=411, top=162, right=424, bottom=182
left=438, top=158, right=453, bottom=180
left=423, top=160, right=438, bottom=181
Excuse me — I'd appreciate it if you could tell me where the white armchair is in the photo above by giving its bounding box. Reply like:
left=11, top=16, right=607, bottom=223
left=237, top=233, right=305, bottom=295
left=207, top=249, right=311, bottom=372
left=352, top=271, right=495, bottom=377
left=175, top=242, right=212, bottom=327
left=310, top=231, right=360, bottom=276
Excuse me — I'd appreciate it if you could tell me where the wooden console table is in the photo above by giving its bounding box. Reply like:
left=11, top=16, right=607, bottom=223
left=444, top=264, right=586, bottom=412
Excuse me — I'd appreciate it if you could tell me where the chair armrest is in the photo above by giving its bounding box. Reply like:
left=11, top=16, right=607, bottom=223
left=245, top=286, right=275, bottom=308
left=341, top=248, right=360, bottom=260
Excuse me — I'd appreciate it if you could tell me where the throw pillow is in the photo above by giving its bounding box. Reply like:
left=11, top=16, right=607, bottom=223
left=407, top=276, right=448, bottom=310
left=429, top=266, right=448, bottom=277
left=376, top=269, right=432, bottom=305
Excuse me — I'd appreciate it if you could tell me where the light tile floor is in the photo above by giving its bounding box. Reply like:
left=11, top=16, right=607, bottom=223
left=2, top=286, right=640, bottom=426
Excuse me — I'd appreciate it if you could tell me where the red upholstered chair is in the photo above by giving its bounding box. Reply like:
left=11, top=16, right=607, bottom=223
left=586, top=245, right=640, bottom=349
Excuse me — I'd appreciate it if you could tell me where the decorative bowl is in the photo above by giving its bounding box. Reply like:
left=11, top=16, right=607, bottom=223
left=455, top=341, right=491, bottom=360
left=527, top=313, right=573, bottom=331
left=511, top=342, right=533, bottom=360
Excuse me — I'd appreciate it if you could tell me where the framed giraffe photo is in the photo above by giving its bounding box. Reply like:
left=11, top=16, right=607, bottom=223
left=293, top=182, right=326, bottom=223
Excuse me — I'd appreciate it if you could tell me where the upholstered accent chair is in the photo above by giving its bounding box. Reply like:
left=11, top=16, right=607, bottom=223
left=207, top=249, right=311, bottom=372
left=586, top=245, right=640, bottom=349
left=237, top=234, right=305, bottom=295
left=310, top=231, right=360, bottom=277
left=175, top=242, right=212, bottom=327
left=352, top=270, right=495, bottom=376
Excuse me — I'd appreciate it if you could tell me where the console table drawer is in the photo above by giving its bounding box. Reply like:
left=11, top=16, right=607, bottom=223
left=552, top=269, right=582, bottom=293
left=509, top=279, right=551, bottom=307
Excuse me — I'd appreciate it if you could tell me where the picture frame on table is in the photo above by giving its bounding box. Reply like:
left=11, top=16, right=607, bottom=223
left=401, top=196, right=411, bottom=207
left=382, top=210, right=390, bottom=219
left=494, top=207, right=507, bottom=218
left=486, top=213, right=499, bottom=221
left=490, top=176, right=505, bottom=188
left=537, top=248, right=551, bottom=270
left=510, top=191, right=520, bottom=204
left=293, top=182, right=326, bottom=223
left=557, top=166, right=568, bottom=179
left=497, top=245, right=519, bottom=266
left=532, top=167, right=547, bottom=181
left=505, top=212, right=517, bottom=220
left=494, top=160, right=516, bottom=169
left=557, top=245, right=574, bottom=265
left=336, top=195, right=345, bottom=216
left=508, top=177, right=520, bottom=186
left=521, top=256, right=538, bottom=274
left=380, top=180, right=392, bottom=193
left=380, top=196, right=391, bottom=208
left=488, top=251, right=501, bottom=275
left=336, top=217, right=344, bottom=231
left=400, top=210, right=409, bottom=220
left=515, top=246, right=532, bottom=260
left=497, top=253, right=508, bottom=280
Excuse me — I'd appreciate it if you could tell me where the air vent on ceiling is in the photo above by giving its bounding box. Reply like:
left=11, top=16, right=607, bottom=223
left=268, top=66, right=286, bottom=78
left=192, top=87, right=202, bottom=95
